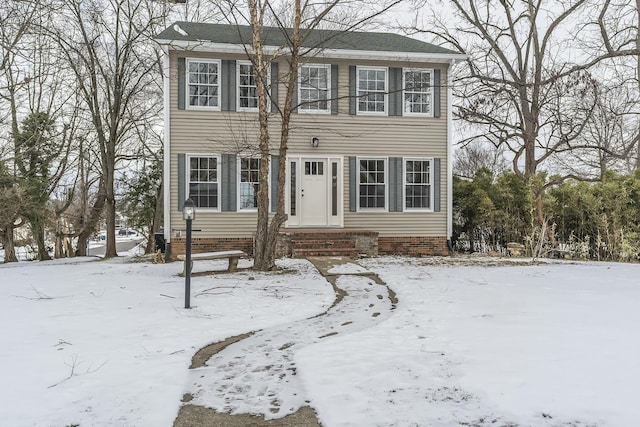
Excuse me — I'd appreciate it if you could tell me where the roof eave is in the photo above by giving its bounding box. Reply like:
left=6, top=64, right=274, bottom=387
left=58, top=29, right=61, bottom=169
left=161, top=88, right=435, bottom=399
left=155, top=38, right=466, bottom=63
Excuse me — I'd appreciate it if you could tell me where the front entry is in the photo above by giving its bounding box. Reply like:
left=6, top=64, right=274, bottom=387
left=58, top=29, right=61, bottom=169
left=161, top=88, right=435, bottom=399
left=301, top=159, right=328, bottom=225
left=286, top=156, right=343, bottom=228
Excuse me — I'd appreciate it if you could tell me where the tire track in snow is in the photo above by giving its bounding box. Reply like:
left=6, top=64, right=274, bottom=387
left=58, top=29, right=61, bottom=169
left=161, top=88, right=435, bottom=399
left=176, top=257, right=395, bottom=423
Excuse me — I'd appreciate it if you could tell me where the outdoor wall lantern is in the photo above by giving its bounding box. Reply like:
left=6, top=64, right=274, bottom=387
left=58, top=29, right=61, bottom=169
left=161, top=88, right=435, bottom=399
left=183, top=198, right=195, bottom=309
left=311, top=137, right=319, bottom=148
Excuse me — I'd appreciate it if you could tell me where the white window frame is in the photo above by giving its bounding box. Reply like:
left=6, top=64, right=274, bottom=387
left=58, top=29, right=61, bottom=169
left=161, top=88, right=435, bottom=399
left=403, top=157, right=434, bottom=212
left=356, top=66, right=388, bottom=116
left=356, top=157, right=388, bottom=212
left=186, top=153, right=221, bottom=211
left=403, top=68, right=434, bottom=117
left=236, top=156, right=269, bottom=212
left=186, top=58, right=221, bottom=111
left=236, top=60, right=271, bottom=113
left=298, top=64, right=331, bottom=114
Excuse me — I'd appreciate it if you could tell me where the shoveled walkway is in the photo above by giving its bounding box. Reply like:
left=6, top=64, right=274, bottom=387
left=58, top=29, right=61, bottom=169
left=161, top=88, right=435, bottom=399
left=173, top=256, right=396, bottom=427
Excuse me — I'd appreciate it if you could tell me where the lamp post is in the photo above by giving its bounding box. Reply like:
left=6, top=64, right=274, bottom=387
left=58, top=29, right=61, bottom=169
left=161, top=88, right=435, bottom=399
left=182, top=198, right=196, bottom=309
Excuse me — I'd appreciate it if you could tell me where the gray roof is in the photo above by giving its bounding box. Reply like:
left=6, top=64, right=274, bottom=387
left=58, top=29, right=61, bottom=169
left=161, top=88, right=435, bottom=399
left=155, top=21, right=460, bottom=56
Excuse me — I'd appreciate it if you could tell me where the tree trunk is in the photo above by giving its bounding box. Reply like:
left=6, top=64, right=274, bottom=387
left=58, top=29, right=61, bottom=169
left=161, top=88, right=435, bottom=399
left=1, top=224, right=18, bottom=263
left=34, top=221, right=52, bottom=261
left=145, top=179, right=164, bottom=254
left=75, top=179, right=106, bottom=257
left=104, top=195, right=117, bottom=258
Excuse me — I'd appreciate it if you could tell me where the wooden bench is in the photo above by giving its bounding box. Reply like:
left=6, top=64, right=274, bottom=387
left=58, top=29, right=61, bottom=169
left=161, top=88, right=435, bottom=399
left=177, top=250, right=247, bottom=276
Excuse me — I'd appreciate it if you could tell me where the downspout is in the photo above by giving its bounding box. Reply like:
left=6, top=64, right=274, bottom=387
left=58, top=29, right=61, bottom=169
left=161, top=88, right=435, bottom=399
left=446, top=59, right=454, bottom=252
left=162, top=45, right=172, bottom=257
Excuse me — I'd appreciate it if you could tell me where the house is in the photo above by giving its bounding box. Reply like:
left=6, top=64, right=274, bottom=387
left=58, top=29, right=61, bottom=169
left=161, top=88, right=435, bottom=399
left=155, top=22, right=465, bottom=258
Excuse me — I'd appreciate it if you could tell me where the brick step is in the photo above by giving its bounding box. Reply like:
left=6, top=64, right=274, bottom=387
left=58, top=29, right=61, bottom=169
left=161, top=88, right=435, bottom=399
left=291, top=241, right=353, bottom=249
left=293, top=248, right=357, bottom=256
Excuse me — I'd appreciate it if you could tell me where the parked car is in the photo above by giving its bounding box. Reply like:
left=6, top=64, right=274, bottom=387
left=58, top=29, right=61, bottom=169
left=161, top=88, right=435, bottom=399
left=118, top=229, right=137, bottom=236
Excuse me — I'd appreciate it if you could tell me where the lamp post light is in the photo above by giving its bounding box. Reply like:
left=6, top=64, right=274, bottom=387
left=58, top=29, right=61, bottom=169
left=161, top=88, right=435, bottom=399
left=182, top=198, right=196, bottom=309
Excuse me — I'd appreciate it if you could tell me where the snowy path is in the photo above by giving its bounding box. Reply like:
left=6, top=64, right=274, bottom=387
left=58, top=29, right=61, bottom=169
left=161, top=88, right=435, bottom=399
left=181, top=260, right=395, bottom=419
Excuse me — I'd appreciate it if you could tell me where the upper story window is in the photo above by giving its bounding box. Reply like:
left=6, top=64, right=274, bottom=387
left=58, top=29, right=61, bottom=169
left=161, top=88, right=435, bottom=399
left=358, top=158, right=387, bottom=210
left=237, top=61, right=258, bottom=111
left=404, top=158, right=433, bottom=210
left=404, top=69, right=433, bottom=116
left=188, top=155, right=219, bottom=209
left=357, top=67, right=387, bottom=114
left=239, top=157, right=261, bottom=210
left=187, top=59, right=220, bottom=109
left=299, top=64, right=330, bottom=113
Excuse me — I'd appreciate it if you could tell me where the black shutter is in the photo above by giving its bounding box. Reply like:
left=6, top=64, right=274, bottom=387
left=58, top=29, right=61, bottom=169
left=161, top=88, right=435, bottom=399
left=222, top=60, right=236, bottom=111
left=434, top=69, right=441, bottom=118
left=221, top=154, right=237, bottom=211
left=434, top=158, right=441, bottom=211
left=389, top=68, right=403, bottom=117
left=349, top=156, right=357, bottom=211
left=270, top=62, right=279, bottom=112
left=331, top=64, right=338, bottom=115
left=349, top=66, right=356, bottom=115
left=177, top=58, right=186, bottom=110
left=388, top=157, right=403, bottom=212
left=178, top=153, right=186, bottom=210
left=271, top=156, right=279, bottom=212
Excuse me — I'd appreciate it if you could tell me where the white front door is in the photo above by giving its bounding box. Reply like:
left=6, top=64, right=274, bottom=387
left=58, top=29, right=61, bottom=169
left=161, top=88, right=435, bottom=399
left=300, top=159, right=328, bottom=226
left=286, top=156, right=343, bottom=228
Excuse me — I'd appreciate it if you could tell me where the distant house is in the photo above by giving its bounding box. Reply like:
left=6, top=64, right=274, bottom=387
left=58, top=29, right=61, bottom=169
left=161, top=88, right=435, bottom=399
left=155, top=22, right=464, bottom=258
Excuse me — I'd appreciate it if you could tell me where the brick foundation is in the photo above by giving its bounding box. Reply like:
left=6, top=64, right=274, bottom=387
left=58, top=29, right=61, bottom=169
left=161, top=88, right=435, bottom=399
left=168, top=233, right=449, bottom=260
left=378, top=236, right=449, bottom=256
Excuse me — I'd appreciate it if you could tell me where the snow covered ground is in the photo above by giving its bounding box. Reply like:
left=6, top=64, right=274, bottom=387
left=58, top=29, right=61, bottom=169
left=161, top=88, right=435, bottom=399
left=1, top=255, right=639, bottom=426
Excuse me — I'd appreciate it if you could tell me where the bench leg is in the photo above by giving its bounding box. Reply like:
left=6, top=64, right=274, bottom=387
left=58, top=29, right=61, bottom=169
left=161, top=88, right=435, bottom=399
left=228, top=256, right=239, bottom=272
left=181, top=260, right=194, bottom=277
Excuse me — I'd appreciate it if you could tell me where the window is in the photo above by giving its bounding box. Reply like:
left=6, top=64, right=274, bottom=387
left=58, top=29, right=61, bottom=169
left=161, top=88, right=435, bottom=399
left=304, top=160, right=324, bottom=175
left=237, top=61, right=258, bottom=111
left=404, top=158, right=432, bottom=210
left=187, top=59, right=220, bottom=108
left=239, top=158, right=260, bottom=210
left=403, top=69, right=433, bottom=115
left=357, top=67, right=387, bottom=114
left=188, top=155, right=219, bottom=208
left=299, top=64, right=330, bottom=112
left=358, top=158, right=386, bottom=209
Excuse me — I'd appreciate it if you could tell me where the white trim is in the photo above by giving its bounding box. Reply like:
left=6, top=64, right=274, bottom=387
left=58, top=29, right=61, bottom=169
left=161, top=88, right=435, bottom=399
left=156, top=39, right=467, bottom=63
left=236, top=155, right=269, bottom=212
left=162, top=46, right=171, bottom=243
left=186, top=153, right=222, bottom=212
left=297, top=63, right=331, bottom=114
left=402, top=157, right=435, bottom=212
left=402, top=68, right=434, bottom=117
left=185, top=58, right=221, bottom=111
left=285, top=155, right=344, bottom=228
left=356, top=156, right=388, bottom=212
left=236, top=60, right=259, bottom=113
left=447, top=60, right=454, bottom=240
left=356, top=66, right=388, bottom=116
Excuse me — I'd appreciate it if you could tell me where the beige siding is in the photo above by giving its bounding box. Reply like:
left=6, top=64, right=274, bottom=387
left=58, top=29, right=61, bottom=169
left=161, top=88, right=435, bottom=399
left=168, top=51, right=449, bottom=238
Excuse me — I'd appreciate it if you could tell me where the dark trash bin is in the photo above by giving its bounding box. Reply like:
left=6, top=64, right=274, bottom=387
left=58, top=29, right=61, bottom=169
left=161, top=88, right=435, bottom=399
left=154, top=230, right=166, bottom=253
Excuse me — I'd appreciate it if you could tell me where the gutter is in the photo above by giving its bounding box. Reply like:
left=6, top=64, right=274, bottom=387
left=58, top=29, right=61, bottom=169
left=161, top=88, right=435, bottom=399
left=161, top=45, right=172, bottom=249
left=155, top=39, right=467, bottom=64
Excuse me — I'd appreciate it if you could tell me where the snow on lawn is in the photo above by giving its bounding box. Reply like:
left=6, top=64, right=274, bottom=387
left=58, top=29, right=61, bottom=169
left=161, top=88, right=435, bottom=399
left=3, top=255, right=640, bottom=427
left=0, top=257, right=334, bottom=427
left=296, top=257, right=640, bottom=427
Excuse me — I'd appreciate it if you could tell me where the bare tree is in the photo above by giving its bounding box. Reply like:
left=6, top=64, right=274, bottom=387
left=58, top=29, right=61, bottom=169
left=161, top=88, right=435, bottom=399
left=52, top=0, right=173, bottom=258
left=410, top=0, right=635, bottom=226
left=454, top=143, right=507, bottom=179
left=0, top=0, right=41, bottom=262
